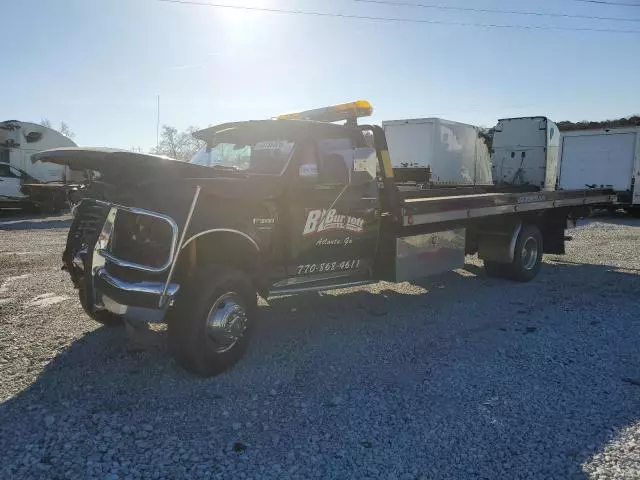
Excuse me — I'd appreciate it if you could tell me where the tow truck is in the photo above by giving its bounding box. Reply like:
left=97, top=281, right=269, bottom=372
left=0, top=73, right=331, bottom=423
left=34, top=101, right=615, bottom=376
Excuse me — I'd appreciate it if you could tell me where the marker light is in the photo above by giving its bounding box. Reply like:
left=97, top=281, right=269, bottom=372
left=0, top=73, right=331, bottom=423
left=276, top=100, right=373, bottom=123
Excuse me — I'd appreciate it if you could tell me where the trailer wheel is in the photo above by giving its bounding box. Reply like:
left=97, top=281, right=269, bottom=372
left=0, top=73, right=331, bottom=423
left=507, top=225, right=543, bottom=282
left=167, top=267, right=257, bottom=377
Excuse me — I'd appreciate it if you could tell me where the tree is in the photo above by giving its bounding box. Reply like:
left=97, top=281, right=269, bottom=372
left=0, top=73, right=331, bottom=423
left=59, top=121, right=75, bottom=139
left=151, top=125, right=205, bottom=161
left=557, top=115, right=640, bottom=132
left=40, top=118, right=76, bottom=139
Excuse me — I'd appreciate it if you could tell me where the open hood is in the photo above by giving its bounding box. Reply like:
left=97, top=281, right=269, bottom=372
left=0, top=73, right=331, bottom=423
left=31, top=147, right=206, bottom=178
left=32, top=147, right=285, bottom=200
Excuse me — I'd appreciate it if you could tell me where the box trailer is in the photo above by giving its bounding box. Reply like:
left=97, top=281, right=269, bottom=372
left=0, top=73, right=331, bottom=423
left=382, top=118, right=492, bottom=187
left=558, top=127, right=640, bottom=211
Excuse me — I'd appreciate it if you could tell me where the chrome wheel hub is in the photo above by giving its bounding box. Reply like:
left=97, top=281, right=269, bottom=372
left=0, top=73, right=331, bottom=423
left=521, top=237, right=539, bottom=271
left=206, top=292, right=248, bottom=353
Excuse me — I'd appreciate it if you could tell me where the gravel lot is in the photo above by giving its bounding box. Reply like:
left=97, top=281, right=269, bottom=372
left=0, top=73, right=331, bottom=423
left=0, top=212, right=639, bottom=480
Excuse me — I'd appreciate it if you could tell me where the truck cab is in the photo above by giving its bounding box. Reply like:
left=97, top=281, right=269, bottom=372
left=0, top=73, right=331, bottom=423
left=491, top=116, right=560, bottom=190
left=34, top=102, right=391, bottom=375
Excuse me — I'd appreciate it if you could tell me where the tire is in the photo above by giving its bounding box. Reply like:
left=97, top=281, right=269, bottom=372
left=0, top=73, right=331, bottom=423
left=482, top=225, right=543, bottom=282
left=507, top=224, right=543, bottom=282
left=78, top=279, right=125, bottom=327
left=167, top=267, right=257, bottom=377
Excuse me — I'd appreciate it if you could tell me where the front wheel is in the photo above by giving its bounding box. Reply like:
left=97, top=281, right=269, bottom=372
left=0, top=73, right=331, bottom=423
left=167, top=268, right=257, bottom=377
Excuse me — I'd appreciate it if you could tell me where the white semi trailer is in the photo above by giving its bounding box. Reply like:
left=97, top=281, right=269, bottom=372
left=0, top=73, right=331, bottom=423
left=558, top=127, right=640, bottom=214
left=382, top=117, right=492, bottom=187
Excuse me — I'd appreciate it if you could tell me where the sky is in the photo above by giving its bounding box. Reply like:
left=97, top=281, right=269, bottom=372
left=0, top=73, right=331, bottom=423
left=3, top=0, right=640, bottom=151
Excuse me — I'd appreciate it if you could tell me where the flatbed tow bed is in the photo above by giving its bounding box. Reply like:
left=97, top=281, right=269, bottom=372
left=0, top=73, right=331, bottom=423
left=400, top=189, right=614, bottom=231
left=34, top=100, right=616, bottom=377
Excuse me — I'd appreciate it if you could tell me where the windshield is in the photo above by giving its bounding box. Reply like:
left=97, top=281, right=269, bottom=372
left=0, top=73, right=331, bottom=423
left=189, top=139, right=295, bottom=175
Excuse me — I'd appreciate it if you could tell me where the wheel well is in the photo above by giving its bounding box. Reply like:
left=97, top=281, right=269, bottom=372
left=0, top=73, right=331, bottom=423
left=173, top=232, right=266, bottom=296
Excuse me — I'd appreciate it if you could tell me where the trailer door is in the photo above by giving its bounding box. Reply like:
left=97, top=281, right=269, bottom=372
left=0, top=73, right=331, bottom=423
left=559, top=132, right=636, bottom=191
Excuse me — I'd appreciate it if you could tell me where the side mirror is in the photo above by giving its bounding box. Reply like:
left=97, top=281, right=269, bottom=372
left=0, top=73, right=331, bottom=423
left=351, top=148, right=377, bottom=185
left=298, top=163, right=318, bottom=181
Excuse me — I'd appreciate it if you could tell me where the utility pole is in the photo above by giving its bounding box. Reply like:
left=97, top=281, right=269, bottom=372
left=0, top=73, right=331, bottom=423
left=156, top=94, right=160, bottom=150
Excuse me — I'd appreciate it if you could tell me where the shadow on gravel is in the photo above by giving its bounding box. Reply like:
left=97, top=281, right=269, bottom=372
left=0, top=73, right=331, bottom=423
left=586, top=211, right=640, bottom=227
left=0, top=218, right=72, bottom=231
left=1, top=261, right=639, bottom=479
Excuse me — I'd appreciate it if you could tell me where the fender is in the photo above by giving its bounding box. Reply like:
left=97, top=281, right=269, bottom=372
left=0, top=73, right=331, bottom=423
left=180, top=228, right=260, bottom=252
left=176, top=228, right=270, bottom=297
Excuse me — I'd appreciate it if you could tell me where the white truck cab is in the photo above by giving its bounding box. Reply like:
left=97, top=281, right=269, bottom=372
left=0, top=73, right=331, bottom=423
left=492, top=117, right=560, bottom=190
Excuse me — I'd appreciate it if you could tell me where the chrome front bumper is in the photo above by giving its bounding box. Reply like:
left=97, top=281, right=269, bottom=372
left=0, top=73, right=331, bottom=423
left=94, top=267, right=180, bottom=316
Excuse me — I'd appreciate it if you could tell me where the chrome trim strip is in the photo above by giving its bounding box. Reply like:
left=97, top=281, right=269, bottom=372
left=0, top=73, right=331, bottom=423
left=268, top=280, right=374, bottom=297
left=98, top=249, right=172, bottom=272
left=91, top=199, right=179, bottom=273
left=271, top=271, right=355, bottom=288
left=159, top=186, right=201, bottom=307
left=180, top=228, right=260, bottom=252
left=97, top=267, right=180, bottom=297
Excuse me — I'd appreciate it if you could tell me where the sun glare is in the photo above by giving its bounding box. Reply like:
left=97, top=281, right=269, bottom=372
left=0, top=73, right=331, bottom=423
left=216, top=0, right=272, bottom=38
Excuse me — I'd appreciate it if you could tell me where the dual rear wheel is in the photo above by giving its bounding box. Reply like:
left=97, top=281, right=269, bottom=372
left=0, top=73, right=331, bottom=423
left=484, top=225, right=543, bottom=282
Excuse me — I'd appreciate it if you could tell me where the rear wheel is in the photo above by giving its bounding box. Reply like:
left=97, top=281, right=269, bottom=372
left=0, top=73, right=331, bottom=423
left=483, top=224, right=543, bottom=283
left=167, top=267, right=257, bottom=377
left=509, top=225, right=543, bottom=282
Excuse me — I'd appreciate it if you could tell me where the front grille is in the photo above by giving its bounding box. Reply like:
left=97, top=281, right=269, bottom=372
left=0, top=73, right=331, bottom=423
left=66, top=201, right=110, bottom=255
left=109, top=208, right=175, bottom=270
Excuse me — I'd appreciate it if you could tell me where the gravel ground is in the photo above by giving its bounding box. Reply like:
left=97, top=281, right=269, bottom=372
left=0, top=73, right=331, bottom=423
left=0, top=212, right=639, bottom=480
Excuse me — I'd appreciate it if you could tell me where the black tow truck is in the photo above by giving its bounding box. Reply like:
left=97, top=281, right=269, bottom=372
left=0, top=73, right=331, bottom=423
left=34, top=101, right=615, bottom=376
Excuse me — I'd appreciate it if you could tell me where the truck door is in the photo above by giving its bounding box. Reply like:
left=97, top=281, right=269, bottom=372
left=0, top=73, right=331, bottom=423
left=284, top=137, right=380, bottom=284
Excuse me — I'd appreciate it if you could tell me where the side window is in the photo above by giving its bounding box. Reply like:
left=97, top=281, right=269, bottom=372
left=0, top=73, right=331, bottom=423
left=0, top=163, right=17, bottom=178
left=317, top=138, right=352, bottom=185
left=10, top=166, right=24, bottom=179
left=295, top=141, right=319, bottom=182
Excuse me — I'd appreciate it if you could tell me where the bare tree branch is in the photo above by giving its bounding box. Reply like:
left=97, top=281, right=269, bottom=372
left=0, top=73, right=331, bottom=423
left=40, top=118, right=75, bottom=139
left=59, top=121, right=75, bottom=139
left=151, top=125, right=205, bottom=161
